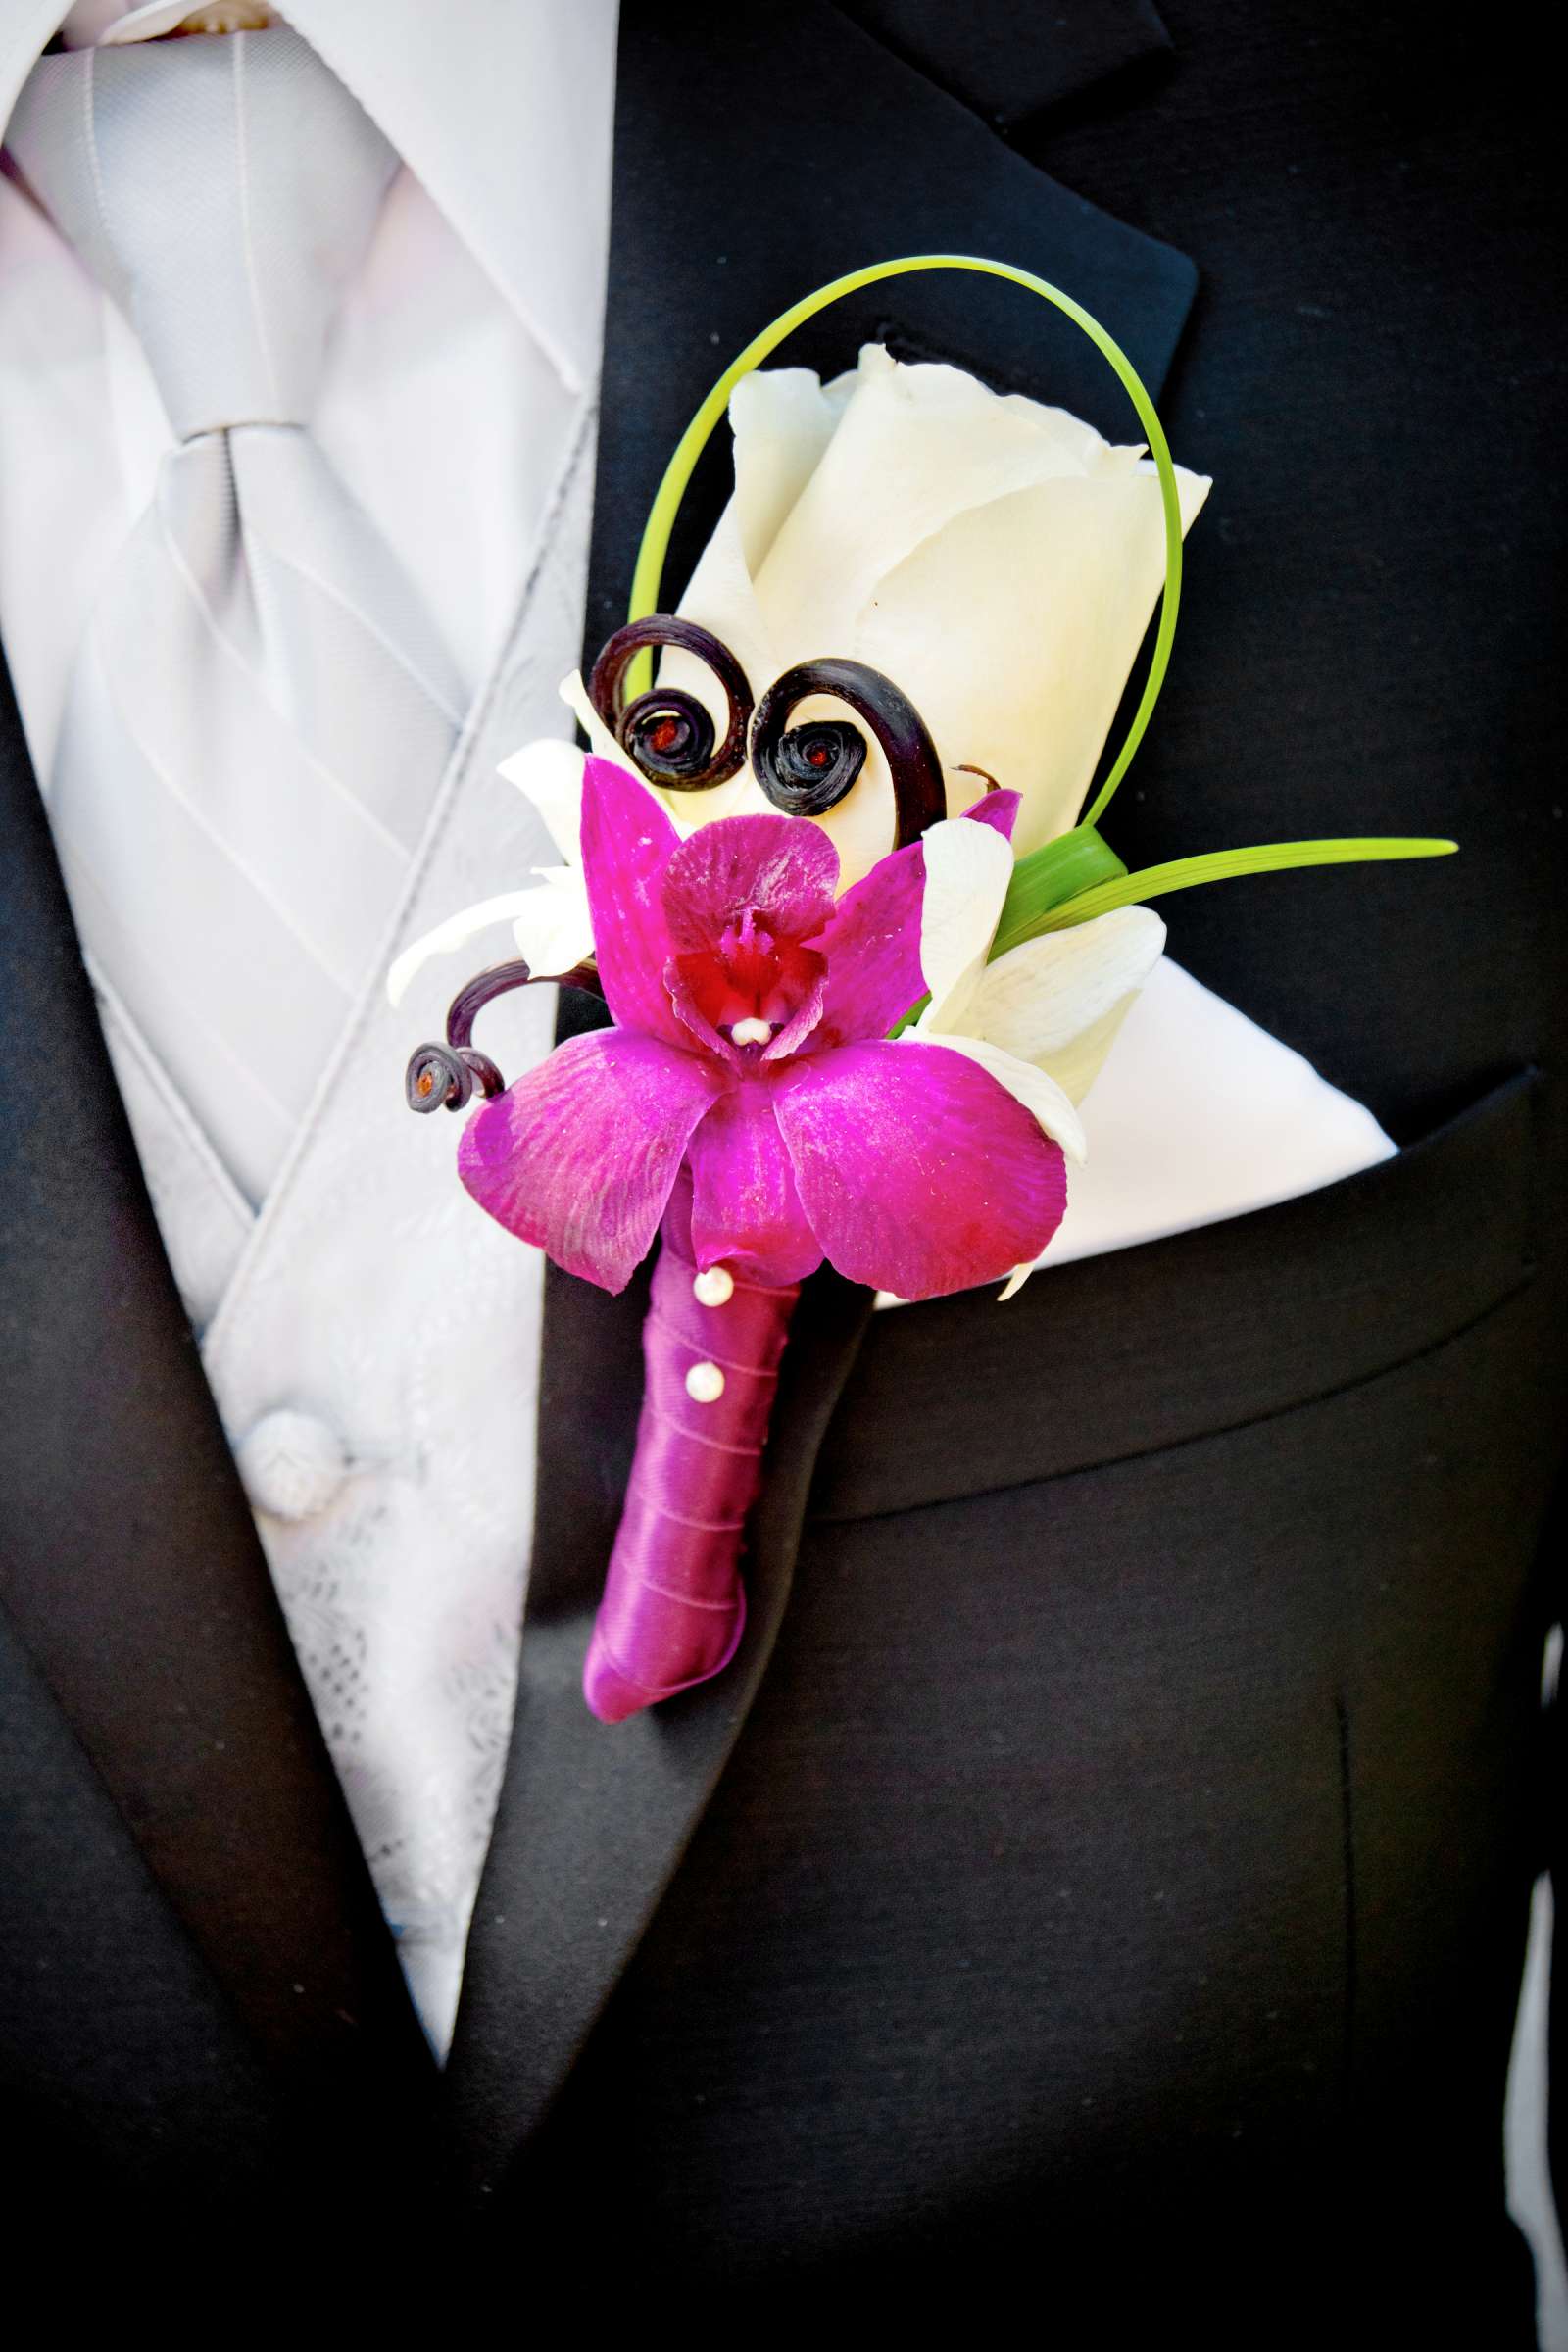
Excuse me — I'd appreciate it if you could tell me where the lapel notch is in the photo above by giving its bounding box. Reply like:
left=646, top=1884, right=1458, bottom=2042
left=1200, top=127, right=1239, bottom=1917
left=832, top=0, right=1175, bottom=137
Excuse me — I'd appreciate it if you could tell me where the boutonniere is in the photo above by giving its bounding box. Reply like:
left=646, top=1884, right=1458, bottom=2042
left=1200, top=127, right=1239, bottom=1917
left=391, top=257, right=1452, bottom=1724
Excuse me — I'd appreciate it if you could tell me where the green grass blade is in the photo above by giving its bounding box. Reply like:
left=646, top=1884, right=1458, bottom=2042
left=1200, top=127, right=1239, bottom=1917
left=998, top=837, right=1457, bottom=945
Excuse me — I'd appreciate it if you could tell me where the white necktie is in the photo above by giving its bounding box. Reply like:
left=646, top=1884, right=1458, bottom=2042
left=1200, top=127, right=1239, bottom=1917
left=8, top=24, right=466, bottom=1203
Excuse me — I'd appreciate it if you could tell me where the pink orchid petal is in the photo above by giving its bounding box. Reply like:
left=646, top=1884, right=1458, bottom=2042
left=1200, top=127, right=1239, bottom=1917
left=960, top=788, right=1021, bottom=839
left=760, top=968, right=827, bottom=1061
left=662, top=812, right=839, bottom=949
left=686, top=1082, right=825, bottom=1286
left=773, top=1038, right=1066, bottom=1299
left=808, top=838, right=926, bottom=1047
left=458, top=1029, right=727, bottom=1293
left=664, top=960, right=742, bottom=1070
left=578, top=755, right=685, bottom=1044
left=806, top=794, right=1018, bottom=1049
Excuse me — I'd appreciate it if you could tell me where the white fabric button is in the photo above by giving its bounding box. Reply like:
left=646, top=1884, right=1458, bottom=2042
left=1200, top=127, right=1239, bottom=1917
left=235, top=1408, right=351, bottom=1521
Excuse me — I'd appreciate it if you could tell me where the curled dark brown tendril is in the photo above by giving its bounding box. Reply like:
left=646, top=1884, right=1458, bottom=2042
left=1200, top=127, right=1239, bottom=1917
left=588, top=615, right=753, bottom=792
left=750, top=659, right=947, bottom=849
left=405, top=955, right=603, bottom=1114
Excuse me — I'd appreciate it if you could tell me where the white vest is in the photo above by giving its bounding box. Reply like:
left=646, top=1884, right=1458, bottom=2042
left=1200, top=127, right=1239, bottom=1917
left=95, top=412, right=596, bottom=2046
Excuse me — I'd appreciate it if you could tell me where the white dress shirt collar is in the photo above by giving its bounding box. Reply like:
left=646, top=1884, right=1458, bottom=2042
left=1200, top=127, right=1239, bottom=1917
left=2, top=0, right=613, bottom=397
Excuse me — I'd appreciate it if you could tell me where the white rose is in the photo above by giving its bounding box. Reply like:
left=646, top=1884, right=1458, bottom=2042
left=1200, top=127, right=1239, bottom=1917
left=625, top=341, right=1209, bottom=883
left=392, top=344, right=1207, bottom=1002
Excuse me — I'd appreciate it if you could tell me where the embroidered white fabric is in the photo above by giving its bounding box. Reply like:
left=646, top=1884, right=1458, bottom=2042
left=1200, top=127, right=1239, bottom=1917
left=63, top=409, right=593, bottom=2053
left=196, top=437, right=594, bottom=2049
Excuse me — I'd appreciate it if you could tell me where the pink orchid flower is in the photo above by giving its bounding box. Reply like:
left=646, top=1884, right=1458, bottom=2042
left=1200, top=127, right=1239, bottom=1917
left=458, top=756, right=1069, bottom=1303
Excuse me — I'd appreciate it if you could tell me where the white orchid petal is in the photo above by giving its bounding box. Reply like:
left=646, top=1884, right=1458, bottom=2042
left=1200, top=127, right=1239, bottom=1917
left=387, top=890, right=550, bottom=1010
left=915, top=816, right=1014, bottom=1026
left=903, top=1031, right=1087, bottom=1165
left=967, top=906, right=1166, bottom=1064
left=495, top=734, right=589, bottom=864
left=1033, top=992, right=1142, bottom=1107
left=998, top=1262, right=1035, bottom=1302
left=560, top=668, right=623, bottom=768
left=509, top=868, right=596, bottom=977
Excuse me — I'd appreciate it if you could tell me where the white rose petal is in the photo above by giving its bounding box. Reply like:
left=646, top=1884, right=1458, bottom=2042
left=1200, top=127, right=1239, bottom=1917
left=666, top=343, right=1209, bottom=876
left=856, top=460, right=1208, bottom=857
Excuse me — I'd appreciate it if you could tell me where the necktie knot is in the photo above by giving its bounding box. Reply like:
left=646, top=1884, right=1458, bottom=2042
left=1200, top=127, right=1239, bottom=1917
left=7, top=24, right=397, bottom=439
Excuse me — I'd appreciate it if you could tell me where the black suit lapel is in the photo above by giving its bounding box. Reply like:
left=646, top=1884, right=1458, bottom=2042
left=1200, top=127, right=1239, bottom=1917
left=0, top=654, right=429, bottom=2113
left=445, top=0, right=1198, bottom=2185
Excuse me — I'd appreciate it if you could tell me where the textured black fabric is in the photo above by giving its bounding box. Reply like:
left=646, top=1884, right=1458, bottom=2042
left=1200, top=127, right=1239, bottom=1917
left=0, top=0, right=1563, bottom=2333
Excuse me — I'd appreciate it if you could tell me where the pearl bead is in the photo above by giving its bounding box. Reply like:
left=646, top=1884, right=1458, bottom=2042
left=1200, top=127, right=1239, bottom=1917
left=693, top=1266, right=735, bottom=1306
left=685, top=1360, right=726, bottom=1404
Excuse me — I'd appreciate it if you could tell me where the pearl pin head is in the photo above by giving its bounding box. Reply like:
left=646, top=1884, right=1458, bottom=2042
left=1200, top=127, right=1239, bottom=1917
left=693, top=1265, right=735, bottom=1307
left=685, top=1360, right=726, bottom=1404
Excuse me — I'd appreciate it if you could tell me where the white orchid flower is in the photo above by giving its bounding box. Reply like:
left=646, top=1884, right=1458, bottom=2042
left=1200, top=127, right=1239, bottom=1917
left=906, top=816, right=1166, bottom=1295
left=386, top=734, right=597, bottom=1009
left=386, top=670, right=728, bottom=1012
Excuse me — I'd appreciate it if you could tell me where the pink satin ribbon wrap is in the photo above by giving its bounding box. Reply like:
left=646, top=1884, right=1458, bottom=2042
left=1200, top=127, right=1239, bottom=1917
left=582, top=1191, right=801, bottom=1724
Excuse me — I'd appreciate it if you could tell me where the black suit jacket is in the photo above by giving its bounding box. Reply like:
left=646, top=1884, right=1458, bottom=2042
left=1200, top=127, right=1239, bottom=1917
left=2, top=2, right=1563, bottom=2335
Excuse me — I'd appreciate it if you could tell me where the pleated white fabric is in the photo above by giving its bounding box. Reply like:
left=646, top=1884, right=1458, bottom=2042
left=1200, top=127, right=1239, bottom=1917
left=7, top=23, right=466, bottom=1202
